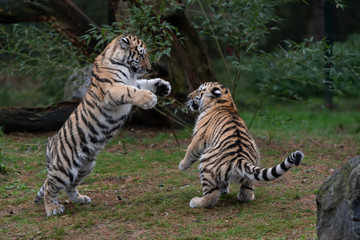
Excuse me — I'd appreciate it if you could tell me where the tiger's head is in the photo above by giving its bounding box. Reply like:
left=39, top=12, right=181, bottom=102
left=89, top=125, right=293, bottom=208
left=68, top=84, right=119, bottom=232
left=186, top=82, right=236, bottom=113
left=103, top=34, right=151, bottom=76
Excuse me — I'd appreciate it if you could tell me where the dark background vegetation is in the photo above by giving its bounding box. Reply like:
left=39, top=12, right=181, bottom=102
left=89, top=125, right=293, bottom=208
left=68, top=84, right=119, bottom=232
left=0, top=0, right=359, bottom=112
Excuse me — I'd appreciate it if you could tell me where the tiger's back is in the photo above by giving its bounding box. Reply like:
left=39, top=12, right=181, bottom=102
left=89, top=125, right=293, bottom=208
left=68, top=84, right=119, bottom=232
left=180, top=82, right=303, bottom=208
left=199, top=105, right=259, bottom=191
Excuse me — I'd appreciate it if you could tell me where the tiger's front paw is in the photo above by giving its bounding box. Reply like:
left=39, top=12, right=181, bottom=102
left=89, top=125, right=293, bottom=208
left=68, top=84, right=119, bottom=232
left=135, top=89, right=157, bottom=110
left=154, top=78, right=171, bottom=97
left=189, top=197, right=202, bottom=208
left=179, top=159, right=190, bottom=171
left=73, top=194, right=91, bottom=204
left=45, top=203, right=65, bottom=216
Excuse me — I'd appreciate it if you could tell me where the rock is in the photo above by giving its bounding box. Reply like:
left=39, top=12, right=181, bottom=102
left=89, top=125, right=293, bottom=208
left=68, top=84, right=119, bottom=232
left=64, top=64, right=92, bottom=101
left=316, top=156, right=360, bottom=240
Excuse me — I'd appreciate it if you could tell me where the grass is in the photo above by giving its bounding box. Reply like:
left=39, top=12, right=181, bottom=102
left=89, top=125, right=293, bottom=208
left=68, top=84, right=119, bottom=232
left=0, top=98, right=359, bottom=239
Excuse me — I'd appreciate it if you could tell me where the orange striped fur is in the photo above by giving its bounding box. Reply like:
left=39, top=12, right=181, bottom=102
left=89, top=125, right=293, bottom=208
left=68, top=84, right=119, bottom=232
left=35, top=35, right=171, bottom=216
left=180, top=82, right=303, bottom=208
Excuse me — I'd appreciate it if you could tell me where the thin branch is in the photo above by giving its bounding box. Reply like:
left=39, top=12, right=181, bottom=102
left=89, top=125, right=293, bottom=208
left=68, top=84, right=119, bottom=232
left=197, top=0, right=232, bottom=82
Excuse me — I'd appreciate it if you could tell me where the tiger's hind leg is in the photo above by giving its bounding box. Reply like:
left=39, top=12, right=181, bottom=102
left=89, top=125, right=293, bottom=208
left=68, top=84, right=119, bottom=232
left=65, top=185, right=91, bottom=204
left=189, top=174, right=221, bottom=208
left=43, top=178, right=66, bottom=216
left=237, top=178, right=255, bottom=202
left=65, top=170, right=92, bottom=204
left=190, top=189, right=221, bottom=208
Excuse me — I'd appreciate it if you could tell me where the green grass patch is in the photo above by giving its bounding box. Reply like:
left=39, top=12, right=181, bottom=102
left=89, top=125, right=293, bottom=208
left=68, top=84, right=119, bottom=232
left=0, top=100, right=358, bottom=239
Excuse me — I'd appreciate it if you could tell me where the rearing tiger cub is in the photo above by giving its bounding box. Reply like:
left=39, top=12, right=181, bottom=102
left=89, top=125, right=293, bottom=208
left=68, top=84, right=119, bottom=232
left=179, top=82, right=303, bottom=208
left=35, top=34, right=171, bottom=216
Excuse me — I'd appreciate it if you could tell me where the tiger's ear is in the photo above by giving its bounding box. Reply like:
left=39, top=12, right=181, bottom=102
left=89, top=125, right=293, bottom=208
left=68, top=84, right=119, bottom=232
left=211, top=87, right=222, bottom=97
left=120, top=37, right=130, bottom=49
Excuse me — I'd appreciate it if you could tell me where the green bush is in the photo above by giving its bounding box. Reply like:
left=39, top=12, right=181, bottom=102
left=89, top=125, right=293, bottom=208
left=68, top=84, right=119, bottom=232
left=189, top=0, right=358, bottom=104
left=331, top=34, right=360, bottom=96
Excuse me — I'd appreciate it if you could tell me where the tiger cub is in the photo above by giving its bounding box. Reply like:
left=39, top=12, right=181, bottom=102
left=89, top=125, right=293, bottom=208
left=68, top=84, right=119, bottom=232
left=179, top=82, right=303, bottom=208
left=35, top=35, right=171, bottom=216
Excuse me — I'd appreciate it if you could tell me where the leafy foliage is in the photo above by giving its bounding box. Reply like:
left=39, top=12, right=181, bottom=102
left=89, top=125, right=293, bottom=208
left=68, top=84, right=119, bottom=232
left=0, top=23, right=87, bottom=106
left=189, top=0, right=288, bottom=97
left=247, top=39, right=334, bottom=101
left=82, top=0, right=181, bottom=63
left=188, top=0, right=359, bottom=128
left=242, top=35, right=360, bottom=101
left=330, top=34, right=360, bottom=96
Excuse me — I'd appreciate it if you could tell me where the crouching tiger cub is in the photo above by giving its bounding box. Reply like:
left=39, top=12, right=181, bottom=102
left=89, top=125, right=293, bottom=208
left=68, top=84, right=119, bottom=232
left=35, top=34, right=171, bottom=216
left=179, top=82, right=303, bottom=208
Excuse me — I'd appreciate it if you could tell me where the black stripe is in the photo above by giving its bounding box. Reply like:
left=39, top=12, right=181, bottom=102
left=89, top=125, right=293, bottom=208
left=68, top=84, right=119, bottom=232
left=87, top=89, right=102, bottom=102
left=204, top=187, right=219, bottom=196
left=82, top=146, right=90, bottom=154
left=68, top=118, right=79, bottom=156
left=93, top=72, right=113, bottom=85
left=130, top=50, right=135, bottom=59
left=80, top=111, right=99, bottom=135
left=109, top=59, right=131, bottom=71
left=59, top=137, right=72, bottom=169
left=89, top=134, right=104, bottom=144
left=200, top=168, right=212, bottom=174
left=53, top=175, right=67, bottom=186
left=63, top=122, right=74, bottom=161
left=253, top=167, right=261, bottom=181
left=100, top=67, right=128, bottom=80
left=106, top=114, right=127, bottom=124
left=287, top=155, right=294, bottom=164
left=280, top=162, right=289, bottom=171
left=84, top=97, right=95, bottom=109
left=87, top=108, right=109, bottom=129
left=47, top=179, right=62, bottom=191
left=224, top=163, right=233, bottom=181
left=271, top=166, right=281, bottom=178
left=217, top=99, right=228, bottom=104
left=262, top=169, right=270, bottom=181
left=74, top=110, right=86, bottom=144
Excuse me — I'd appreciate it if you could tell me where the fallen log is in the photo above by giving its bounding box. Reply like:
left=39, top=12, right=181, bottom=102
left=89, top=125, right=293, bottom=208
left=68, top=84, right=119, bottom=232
left=0, top=101, right=79, bottom=133
left=0, top=101, right=192, bottom=133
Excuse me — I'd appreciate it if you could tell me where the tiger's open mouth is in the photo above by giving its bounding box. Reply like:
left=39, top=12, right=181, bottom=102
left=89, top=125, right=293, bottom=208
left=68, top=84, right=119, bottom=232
left=189, top=102, right=199, bottom=111
left=132, top=66, right=142, bottom=74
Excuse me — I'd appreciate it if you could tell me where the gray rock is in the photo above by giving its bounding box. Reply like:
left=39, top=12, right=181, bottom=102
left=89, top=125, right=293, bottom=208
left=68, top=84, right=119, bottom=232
left=64, top=64, right=92, bottom=101
left=316, top=156, right=360, bottom=240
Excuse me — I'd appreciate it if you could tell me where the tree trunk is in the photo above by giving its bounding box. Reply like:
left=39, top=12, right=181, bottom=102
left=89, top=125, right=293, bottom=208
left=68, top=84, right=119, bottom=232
left=308, top=0, right=335, bottom=109
left=109, top=0, right=131, bottom=22
left=164, top=6, right=216, bottom=93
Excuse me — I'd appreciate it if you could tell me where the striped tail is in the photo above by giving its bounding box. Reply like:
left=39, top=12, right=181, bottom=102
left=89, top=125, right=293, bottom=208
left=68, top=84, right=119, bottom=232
left=244, top=150, right=304, bottom=182
left=35, top=183, right=46, bottom=204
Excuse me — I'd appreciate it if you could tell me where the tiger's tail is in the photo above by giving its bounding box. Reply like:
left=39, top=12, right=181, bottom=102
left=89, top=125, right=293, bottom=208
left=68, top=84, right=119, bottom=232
left=35, top=182, right=46, bottom=204
left=244, top=150, right=304, bottom=182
